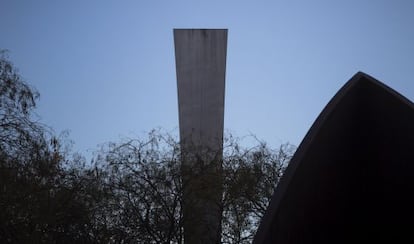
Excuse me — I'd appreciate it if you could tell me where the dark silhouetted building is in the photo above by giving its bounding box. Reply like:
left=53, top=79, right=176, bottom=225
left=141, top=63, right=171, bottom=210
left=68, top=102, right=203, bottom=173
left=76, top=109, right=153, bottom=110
left=254, top=72, right=414, bottom=243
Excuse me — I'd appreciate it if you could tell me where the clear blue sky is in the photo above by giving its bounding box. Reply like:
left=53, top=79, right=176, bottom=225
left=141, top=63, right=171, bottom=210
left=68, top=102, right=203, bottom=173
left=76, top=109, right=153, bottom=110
left=1, top=1, right=414, bottom=160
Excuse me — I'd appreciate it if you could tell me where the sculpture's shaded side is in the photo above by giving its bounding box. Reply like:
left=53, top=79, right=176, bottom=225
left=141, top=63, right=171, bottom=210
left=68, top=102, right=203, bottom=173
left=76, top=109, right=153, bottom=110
left=254, top=72, right=414, bottom=243
left=174, top=29, right=227, bottom=244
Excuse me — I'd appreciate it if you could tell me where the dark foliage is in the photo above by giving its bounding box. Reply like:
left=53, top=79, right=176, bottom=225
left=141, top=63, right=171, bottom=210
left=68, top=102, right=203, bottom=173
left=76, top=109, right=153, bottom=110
left=91, top=131, right=295, bottom=243
left=0, top=51, right=295, bottom=243
left=0, top=51, right=106, bottom=243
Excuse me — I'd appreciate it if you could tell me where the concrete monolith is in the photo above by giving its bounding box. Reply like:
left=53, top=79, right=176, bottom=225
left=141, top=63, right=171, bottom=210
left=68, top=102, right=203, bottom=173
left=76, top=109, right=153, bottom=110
left=174, top=29, right=227, bottom=244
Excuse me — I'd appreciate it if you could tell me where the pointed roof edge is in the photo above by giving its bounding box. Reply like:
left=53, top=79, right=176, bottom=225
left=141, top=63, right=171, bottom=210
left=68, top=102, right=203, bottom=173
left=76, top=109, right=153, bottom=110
left=354, top=71, right=414, bottom=110
left=253, top=71, right=414, bottom=244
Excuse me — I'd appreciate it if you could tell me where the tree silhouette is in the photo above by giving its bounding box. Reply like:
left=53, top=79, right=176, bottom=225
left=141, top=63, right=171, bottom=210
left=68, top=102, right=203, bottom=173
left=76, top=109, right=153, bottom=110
left=0, top=51, right=295, bottom=243
left=0, top=50, right=106, bottom=243
left=94, top=130, right=295, bottom=243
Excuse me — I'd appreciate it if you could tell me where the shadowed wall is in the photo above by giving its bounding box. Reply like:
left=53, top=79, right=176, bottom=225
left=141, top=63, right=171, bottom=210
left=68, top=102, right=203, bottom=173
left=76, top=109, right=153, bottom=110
left=254, top=72, right=414, bottom=243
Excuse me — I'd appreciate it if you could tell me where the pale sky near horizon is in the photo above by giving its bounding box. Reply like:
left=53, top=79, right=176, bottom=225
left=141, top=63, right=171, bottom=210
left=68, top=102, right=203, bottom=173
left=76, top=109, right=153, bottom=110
left=1, top=1, right=414, bottom=160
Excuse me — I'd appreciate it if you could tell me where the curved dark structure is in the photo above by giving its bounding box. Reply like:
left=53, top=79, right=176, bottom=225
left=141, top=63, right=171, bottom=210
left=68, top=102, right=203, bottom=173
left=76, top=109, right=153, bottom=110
left=253, top=72, right=414, bottom=243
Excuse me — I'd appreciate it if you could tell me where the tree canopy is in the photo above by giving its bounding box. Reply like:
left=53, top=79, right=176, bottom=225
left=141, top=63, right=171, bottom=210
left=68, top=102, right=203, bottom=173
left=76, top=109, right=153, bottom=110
left=0, top=51, right=295, bottom=243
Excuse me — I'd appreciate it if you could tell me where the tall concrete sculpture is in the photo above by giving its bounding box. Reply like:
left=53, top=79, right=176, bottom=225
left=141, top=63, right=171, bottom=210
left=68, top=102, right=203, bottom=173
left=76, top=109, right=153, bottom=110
left=174, top=29, right=227, bottom=244
left=253, top=72, right=414, bottom=243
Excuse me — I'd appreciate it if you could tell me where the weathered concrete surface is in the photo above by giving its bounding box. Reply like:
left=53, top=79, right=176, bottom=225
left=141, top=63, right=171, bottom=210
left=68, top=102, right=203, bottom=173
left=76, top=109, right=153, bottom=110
left=174, top=29, right=227, bottom=153
left=174, top=29, right=227, bottom=244
left=253, top=72, right=414, bottom=243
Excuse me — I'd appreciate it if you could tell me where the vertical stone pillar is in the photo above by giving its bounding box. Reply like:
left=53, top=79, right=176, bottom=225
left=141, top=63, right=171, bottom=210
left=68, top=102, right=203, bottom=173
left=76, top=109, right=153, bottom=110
left=174, top=29, right=227, bottom=244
